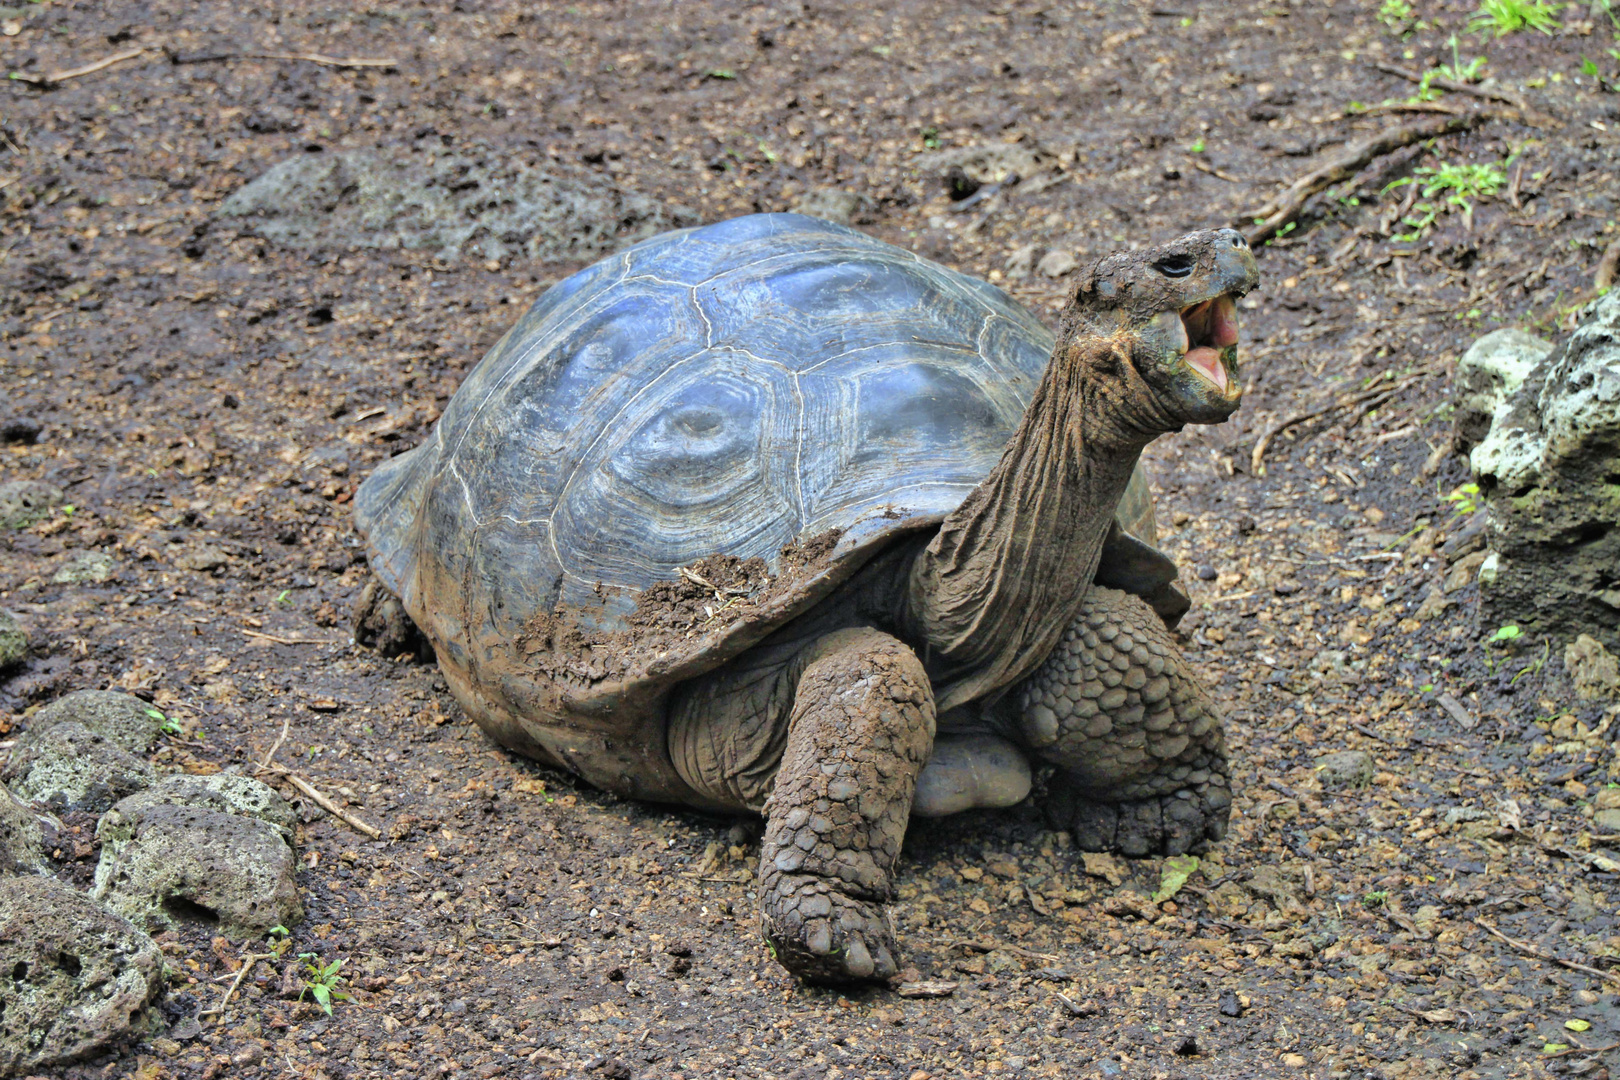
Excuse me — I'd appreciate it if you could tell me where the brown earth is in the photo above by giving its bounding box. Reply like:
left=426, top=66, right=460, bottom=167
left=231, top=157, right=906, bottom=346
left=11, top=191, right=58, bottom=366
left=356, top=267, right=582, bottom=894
left=3, top=2, right=1620, bottom=1079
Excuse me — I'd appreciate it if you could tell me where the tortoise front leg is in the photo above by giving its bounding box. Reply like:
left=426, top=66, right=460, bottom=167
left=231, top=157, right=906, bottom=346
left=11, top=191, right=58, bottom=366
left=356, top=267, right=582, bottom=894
left=1016, top=586, right=1231, bottom=856
left=758, top=626, right=935, bottom=983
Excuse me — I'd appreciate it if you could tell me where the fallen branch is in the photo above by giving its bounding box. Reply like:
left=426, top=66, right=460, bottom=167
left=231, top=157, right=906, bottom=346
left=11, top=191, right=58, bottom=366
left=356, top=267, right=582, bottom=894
left=260, top=762, right=382, bottom=840
left=9, top=46, right=148, bottom=87
left=1543, top=1042, right=1620, bottom=1060
left=1189, top=159, right=1243, bottom=183
left=1370, top=62, right=1531, bottom=112
left=1473, top=918, right=1620, bottom=989
left=948, top=939, right=1058, bottom=962
left=1242, top=113, right=1486, bottom=246
left=169, top=49, right=396, bottom=70
left=241, top=628, right=340, bottom=646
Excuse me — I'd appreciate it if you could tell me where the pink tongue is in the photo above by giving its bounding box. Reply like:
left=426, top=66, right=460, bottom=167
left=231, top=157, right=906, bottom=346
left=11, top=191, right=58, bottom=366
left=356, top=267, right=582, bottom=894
left=1186, top=346, right=1227, bottom=390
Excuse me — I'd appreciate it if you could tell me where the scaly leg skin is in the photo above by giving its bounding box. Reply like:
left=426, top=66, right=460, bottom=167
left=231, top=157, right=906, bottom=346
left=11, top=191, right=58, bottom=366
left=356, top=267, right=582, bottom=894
left=758, top=627, right=935, bottom=984
left=351, top=577, right=431, bottom=660
left=1016, top=585, right=1230, bottom=856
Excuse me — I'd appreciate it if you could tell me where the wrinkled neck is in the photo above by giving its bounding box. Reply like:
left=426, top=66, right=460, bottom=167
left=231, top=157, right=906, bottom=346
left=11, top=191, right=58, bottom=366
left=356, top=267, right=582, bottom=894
left=904, top=337, right=1165, bottom=712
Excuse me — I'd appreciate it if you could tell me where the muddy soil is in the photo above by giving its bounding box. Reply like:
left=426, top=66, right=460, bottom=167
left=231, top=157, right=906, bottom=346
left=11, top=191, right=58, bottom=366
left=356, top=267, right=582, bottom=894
left=3, top=2, right=1620, bottom=1078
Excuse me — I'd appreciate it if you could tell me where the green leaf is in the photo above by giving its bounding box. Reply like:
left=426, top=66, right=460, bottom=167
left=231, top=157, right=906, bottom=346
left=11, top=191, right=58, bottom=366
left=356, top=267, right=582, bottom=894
left=1542, top=1043, right=1570, bottom=1055
left=1152, top=854, right=1200, bottom=903
left=1566, top=1019, right=1592, bottom=1032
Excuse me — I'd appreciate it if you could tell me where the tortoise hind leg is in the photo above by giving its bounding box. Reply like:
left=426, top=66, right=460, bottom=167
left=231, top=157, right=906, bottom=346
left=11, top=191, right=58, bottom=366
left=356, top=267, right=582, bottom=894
left=757, top=627, right=935, bottom=983
left=1015, top=586, right=1230, bottom=856
left=352, top=577, right=431, bottom=660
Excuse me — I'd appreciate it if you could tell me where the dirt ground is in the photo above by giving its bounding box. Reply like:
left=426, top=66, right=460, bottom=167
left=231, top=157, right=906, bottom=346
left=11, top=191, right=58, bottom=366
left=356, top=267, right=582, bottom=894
left=4, top=1, right=1620, bottom=1078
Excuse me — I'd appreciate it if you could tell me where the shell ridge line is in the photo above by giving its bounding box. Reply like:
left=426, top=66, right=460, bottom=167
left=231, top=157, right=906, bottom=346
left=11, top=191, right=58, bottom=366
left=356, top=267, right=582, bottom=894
left=692, top=242, right=889, bottom=297
left=791, top=369, right=807, bottom=526
left=438, top=264, right=623, bottom=476
left=546, top=349, right=710, bottom=546
left=446, top=457, right=484, bottom=530
left=690, top=285, right=716, bottom=349
left=796, top=338, right=978, bottom=376
left=714, top=344, right=796, bottom=376
left=624, top=272, right=696, bottom=289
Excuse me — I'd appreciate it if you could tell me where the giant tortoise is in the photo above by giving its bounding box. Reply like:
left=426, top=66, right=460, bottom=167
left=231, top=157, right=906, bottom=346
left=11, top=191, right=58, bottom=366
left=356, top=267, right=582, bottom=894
left=354, top=213, right=1258, bottom=982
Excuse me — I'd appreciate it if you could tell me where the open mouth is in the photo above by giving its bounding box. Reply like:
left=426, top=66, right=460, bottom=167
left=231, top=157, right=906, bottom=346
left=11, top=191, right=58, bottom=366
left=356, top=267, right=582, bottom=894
left=1178, top=294, right=1240, bottom=393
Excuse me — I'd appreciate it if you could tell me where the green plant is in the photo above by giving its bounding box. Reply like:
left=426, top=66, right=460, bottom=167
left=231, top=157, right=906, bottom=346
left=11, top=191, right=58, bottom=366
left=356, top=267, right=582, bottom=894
left=1484, top=623, right=1523, bottom=675
left=274, top=589, right=292, bottom=605
left=1363, top=889, right=1390, bottom=908
left=920, top=126, right=940, bottom=150
left=1444, top=482, right=1481, bottom=516
left=1379, top=0, right=1415, bottom=29
left=1386, top=161, right=1507, bottom=239
left=1188, top=137, right=1206, bottom=153
left=1488, top=624, right=1523, bottom=647
left=297, top=954, right=350, bottom=1015
left=1438, top=36, right=1483, bottom=82
left=1510, top=641, right=1550, bottom=685
left=705, top=68, right=737, bottom=80
left=1468, top=0, right=1562, bottom=36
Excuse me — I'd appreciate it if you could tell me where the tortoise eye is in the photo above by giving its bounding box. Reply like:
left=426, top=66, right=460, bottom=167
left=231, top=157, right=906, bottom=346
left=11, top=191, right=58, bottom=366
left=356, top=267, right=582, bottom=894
left=1153, top=255, right=1195, bottom=279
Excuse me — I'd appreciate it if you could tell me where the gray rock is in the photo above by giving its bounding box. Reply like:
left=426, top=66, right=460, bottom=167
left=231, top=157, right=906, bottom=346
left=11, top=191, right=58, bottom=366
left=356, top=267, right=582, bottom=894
left=0, top=875, right=162, bottom=1075
left=1594, top=808, right=1620, bottom=833
left=1452, top=327, right=1554, bottom=454
left=788, top=188, right=866, bottom=226
left=1036, top=248, right=1079, bottom=278
left=93, top=804, right=301, bottom=940
left=27, top=689, right=170, bottom=754
left=0, top=479, right=63, bottom=529
left=1565, top=635, right=1620, bottom=702
left=0, top=608, right=27, bottom=670
left=2, top=722, right=154, bottom=813
left=931, top=140, right=1059, bottom=188
left=1472, top=291, right=1620, bottom=650
left=97, top=772, right=297, bottom=845
left=220, top=148, right=695, bottom=265
left=0, top=788, right=46, bottom=874
left=1314, top=750, right=1374, bottom=789
left=51, top=550, right=115, bottom=584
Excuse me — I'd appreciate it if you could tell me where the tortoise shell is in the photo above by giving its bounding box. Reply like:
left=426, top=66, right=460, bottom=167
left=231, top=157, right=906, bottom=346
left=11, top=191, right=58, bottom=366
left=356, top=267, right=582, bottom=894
left=355, top=213, right=1166, bottom=798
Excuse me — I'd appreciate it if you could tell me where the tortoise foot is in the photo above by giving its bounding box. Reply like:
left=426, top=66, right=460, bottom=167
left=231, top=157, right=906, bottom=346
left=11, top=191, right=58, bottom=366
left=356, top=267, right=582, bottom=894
left=760, top=872, right=899, bottom=983
left=352, top=578, right=430, bottom=660
left=1048, top=773, right=1231, bottom=857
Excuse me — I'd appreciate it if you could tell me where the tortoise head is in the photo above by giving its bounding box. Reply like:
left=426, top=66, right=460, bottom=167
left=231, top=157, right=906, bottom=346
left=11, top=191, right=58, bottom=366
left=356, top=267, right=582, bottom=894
left=1061, top=228, right=1260, bottom=428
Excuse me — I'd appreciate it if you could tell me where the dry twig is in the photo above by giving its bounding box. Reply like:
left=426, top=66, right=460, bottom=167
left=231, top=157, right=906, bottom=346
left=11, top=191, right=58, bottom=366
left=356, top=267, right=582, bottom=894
left=948, top=939, right=1058, bottom=962
left=1473, top=918, right=1620, bottom=988
left=1189, top=159, right=1243, bottom=183
left=199, top=952, right=277, bottom=1020
left=9, top=46, right=148, bottom=87
left=263, top=764, right=382, bottom=840
left=1370, top=62, right=1532, bottom=112
left=241, top=627, right=340, bottom=646
left=1242, top=113, right=1486, bottom=246
left=245, top=52, right=397, bottom=68
left=253, top=715, right=381, bottom=839
left=169, top=50, right=397, bottom=70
